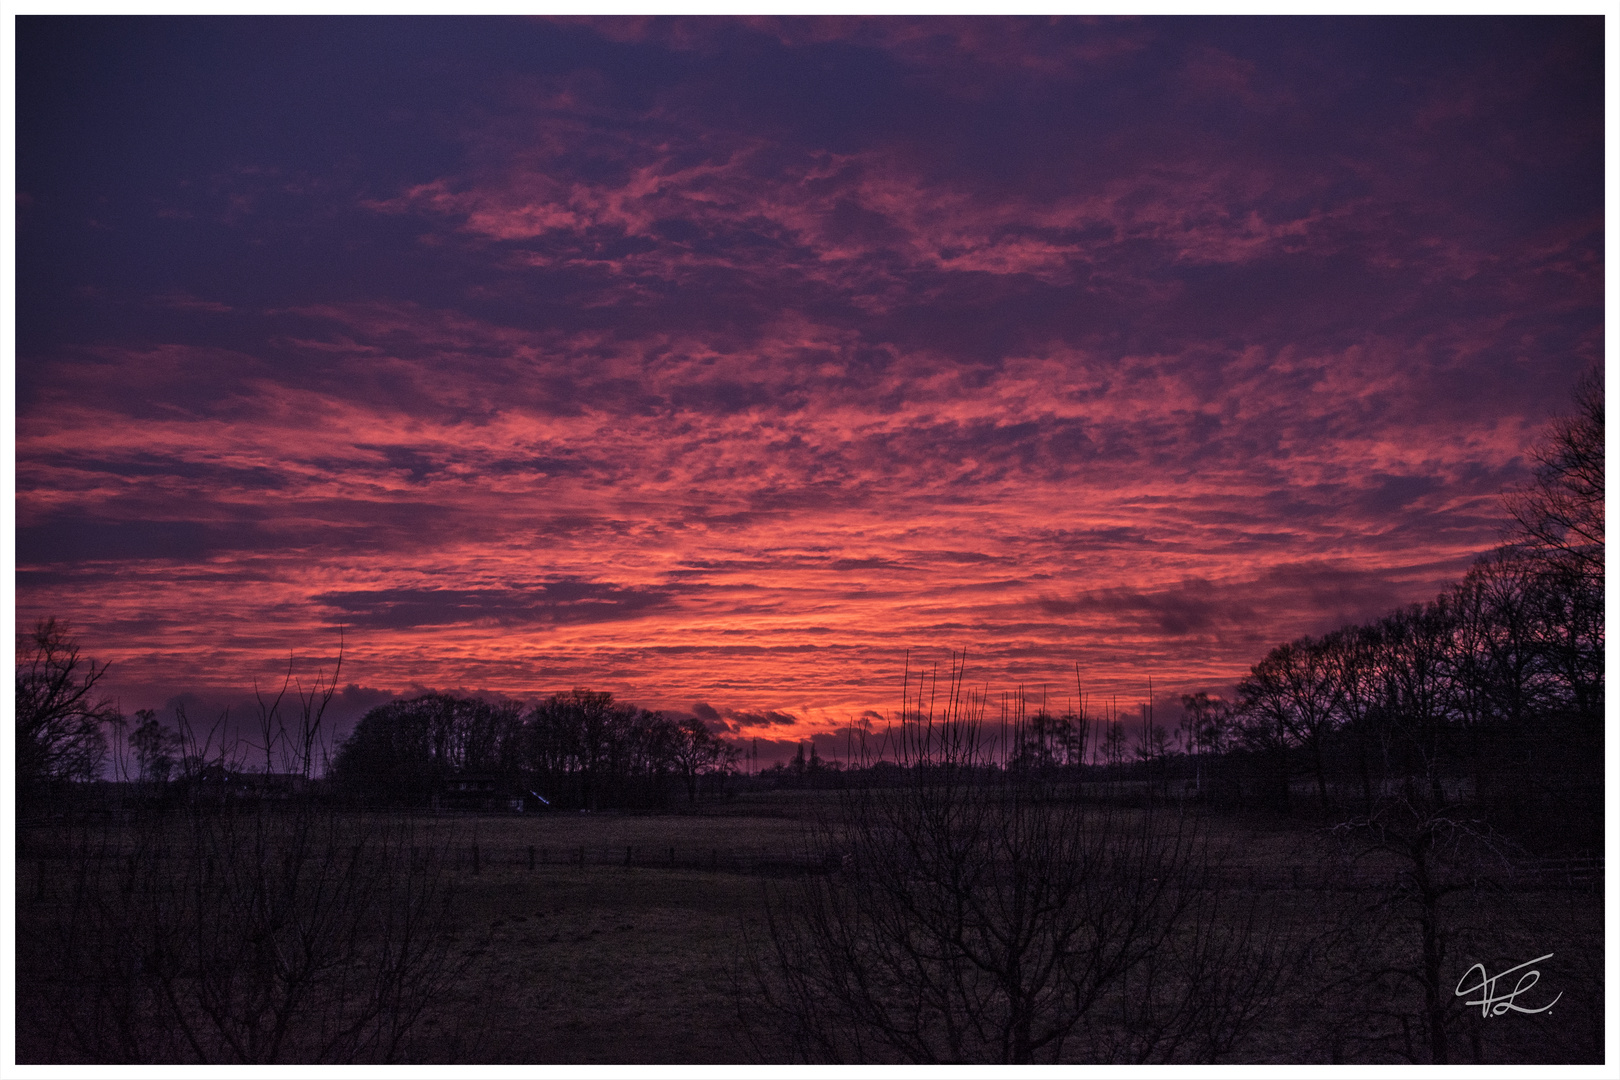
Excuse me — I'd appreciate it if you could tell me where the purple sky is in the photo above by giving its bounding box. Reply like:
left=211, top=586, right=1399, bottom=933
left=13, top=16, right=1605, bottom=758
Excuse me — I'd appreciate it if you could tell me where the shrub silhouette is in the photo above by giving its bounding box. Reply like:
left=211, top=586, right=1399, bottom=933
left=745, top=660, right=1293, bottom=1064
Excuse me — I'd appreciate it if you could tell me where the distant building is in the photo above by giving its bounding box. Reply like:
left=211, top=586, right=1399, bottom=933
left=180, top=765, right=311, bottom=804
left=437, top=774, right=538, bottom=813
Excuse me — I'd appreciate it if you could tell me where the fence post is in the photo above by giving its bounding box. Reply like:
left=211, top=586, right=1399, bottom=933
left=528, top=844, right=536, bottom=871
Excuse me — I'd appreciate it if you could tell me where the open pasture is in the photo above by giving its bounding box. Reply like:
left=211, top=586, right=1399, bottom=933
left=15, top=790, right=1604, bottom=1063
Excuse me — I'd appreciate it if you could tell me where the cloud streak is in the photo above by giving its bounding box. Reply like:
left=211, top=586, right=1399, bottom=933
left=15, top=17, right=1602, bottom=740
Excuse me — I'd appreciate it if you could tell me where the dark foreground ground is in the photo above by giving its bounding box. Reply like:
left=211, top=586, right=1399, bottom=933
left=14, top=790, right=1604, bottom=1063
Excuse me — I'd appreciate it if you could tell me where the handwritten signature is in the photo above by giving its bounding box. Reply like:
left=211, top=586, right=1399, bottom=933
left=1455, top=953, right=1562, bottom=1017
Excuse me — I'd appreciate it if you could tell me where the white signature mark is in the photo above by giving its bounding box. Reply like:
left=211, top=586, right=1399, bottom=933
left=1455, top=953, right=1562, bottom=1017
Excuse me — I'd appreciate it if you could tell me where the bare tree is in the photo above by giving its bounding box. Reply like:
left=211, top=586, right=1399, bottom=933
left=1312, top=780, right=1525, bottom=1064
left=1506, top=366, right=1603, bottom=583
left=745, top=660, right=1292, bottom=1063
left=23, top=644, right=470, bottom=1064
left=16, top=618, right=123, bottom=807
left=1234, top=651, right=1298, bottom=814
left=129, top=709, right=181, bottom=786
left=1374, top=602, right=1462, bottom=808
left=1320, top=625, right=1387, bottom=815
left=1179, top=692, right=1234, bottom=801
left=1247, top=638, right=1343, bottom=814
left=670, top=716, right=723, bottom=802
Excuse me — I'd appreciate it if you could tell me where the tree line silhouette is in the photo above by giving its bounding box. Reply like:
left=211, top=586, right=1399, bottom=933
left=331, top=688, right=738, bottom=810
left=1199, top=369, right=1602, bottom=848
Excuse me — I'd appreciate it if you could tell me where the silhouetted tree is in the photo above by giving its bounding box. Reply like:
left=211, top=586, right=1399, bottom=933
left=520, top=689, right=698, bottom=809
left=24, top=648, right=467, bottom=1064
left=1009, top=709, right=1087, bottom=772
left=748, top=662, right=1293, bottom=1063
left=1310, top=776, right=1538, bottom=1064
left=1235, top=652, right=1298, bottom=813
left=1100, top=718, right=1128, bottom=772
left=16, top=618, right=122, bottom=809
left=1178, top=692, right=1232, bottom=800
left=1373, top=601, right=1460, bottom=807
left=1255, top=638, right=1341, bottom=813
left=130, top=709, right=180, bottom=786
left=1198, top=370, right=1608, bottom=1062
left=531, top=688, right=619, bottom=809
left=1319, top=625, right=1386, bottom=815
left=670, top=716, right=724, bottom=802
left=1507, top=365, right=1603, bottom=584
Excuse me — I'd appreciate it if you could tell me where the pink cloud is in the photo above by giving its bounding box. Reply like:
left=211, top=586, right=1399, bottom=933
left=16, top=18, right=1598, bottom=743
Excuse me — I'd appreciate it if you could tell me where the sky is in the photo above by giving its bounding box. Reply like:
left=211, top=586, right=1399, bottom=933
left=12, top=16, right=1606, bottom=759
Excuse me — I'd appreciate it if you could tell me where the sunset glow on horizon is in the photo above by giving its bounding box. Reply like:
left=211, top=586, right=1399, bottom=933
left=15, top=17, right=1604, bottom=758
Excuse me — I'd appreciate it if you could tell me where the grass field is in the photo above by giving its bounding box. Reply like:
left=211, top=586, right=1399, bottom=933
left=14, top=789, right=1604, bottom=1064
left=415, top=864, right=765, bottom=1062
left=391, top=791, right=830, bottom=1062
